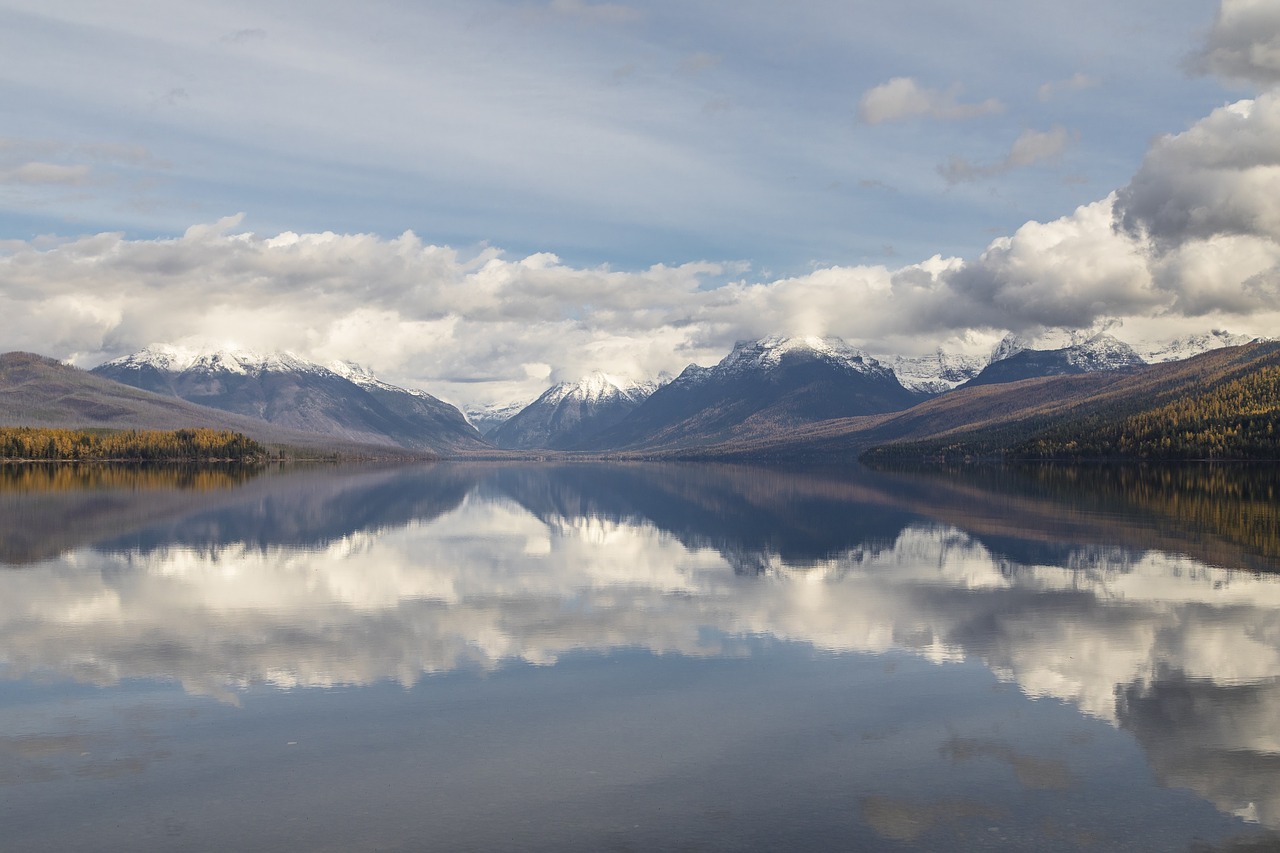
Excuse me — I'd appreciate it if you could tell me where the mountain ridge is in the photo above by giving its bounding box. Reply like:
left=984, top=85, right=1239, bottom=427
left=92, top=346, right=489, bottom=454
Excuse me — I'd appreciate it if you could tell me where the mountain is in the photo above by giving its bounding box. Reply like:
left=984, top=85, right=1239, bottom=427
left=1137, top=330, right=1256, bottom=363
left=663, top=341, right=1280, bottom=462
left=0, top=351, right=413, bottom=455
left=961, top=333, right=1145, bottom=389
left=578, top=335, right=925, bottom=451
left=890, top=351, right=985, bottom=394
left=489, top=371, right=660, bottom=450
left=463, top=400, right=529, bottom=437
left=92, top=345, right=488, bottom=454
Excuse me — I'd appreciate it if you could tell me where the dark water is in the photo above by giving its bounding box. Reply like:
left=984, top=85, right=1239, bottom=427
left=2, top=461, right=1280, bottom=852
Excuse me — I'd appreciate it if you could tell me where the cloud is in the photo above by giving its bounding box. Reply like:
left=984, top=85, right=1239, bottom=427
left=7, top=61, right=1280, bottom=404
left=1037, top=72, right=1099, bottom=102
left=939, top=126, right=1075, bottom=183
left=940, top=196, right=1158, bottom=330
left=858, top=77, right=1003, bottom=125
left=1192, top=0, right=1280, bottom=86
left=1114, top=93, right=1280, bottom=316
left=1116, top=95, right=1280, bottom=246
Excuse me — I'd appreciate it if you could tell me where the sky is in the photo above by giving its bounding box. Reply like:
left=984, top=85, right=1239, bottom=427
left=1, top=0, right=1279, bottom=407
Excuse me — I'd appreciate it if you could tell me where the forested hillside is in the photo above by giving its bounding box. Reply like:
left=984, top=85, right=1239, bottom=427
left=0, top=427, right=266, bottom=461
left=864, top=342, right=1280, bottom=462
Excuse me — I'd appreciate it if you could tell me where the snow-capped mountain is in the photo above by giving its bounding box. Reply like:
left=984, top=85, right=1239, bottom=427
left=463, top=399, right=531, bottom=437
left=988, top=333, right=1033, bottom=364
left=962, top=333, right=1145, bottom=389
left=890, top=351, right=986, bottom=395
left=578, top=335, right=925, bottom=452
left=1137, top=330, right=1257, bottom=363
left=716, top=335, right=894, bottom=377
left=92, top=345, right=488, bottom=453
left=489, top=371, right=662, bottom=450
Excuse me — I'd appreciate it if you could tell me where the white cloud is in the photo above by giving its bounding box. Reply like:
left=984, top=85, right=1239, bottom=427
left=1193, top=0, right=1280, bottom=86
left=1116, top=95, right=1280, bottom=246
left=939, top=126, right=1075, bottom=184
left=1114, top=93, right=1280, bottom=317
left=858, top=77, right=1003, bottom=125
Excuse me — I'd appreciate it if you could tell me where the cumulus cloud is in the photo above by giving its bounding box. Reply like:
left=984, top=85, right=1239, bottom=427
left=9, top=33, right=1280, bottom=407
left=858, top=77, right=1003, bottom=125
left=1193, top=0, right=1280, bottom=86
left=942, top=196, right=1158, bottom=330
left=1116, top=95, right=1280, bottom=246
left=939, top=126, right=1075, bottom=184
left=1114, top=93, right=1280, bottom=316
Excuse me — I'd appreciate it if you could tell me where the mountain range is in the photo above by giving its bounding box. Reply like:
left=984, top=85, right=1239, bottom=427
left=1, top=329, right=1273, bottom=460
left=92, top=345, right=487, bottom=454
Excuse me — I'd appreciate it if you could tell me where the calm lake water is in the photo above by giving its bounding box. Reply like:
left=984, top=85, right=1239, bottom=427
left=2, top=461, right=1279, bottom=851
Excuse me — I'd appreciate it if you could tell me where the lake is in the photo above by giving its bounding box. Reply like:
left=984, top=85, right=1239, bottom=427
left=2, top=461, right=1279, bottom=851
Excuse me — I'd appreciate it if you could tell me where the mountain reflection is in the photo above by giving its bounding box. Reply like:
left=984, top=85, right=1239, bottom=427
left=5, top=461, right=1280, bottom=827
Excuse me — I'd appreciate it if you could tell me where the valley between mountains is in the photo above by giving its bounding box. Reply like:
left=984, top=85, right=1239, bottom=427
left=2, top=331, right=1277, bottom=461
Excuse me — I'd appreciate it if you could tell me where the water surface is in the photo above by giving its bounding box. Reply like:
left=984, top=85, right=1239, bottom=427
left=2, top=461, right=1279, bottom=851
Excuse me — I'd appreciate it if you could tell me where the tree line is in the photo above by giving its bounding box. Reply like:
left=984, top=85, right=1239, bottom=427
left=1018, top=365, right=1280, bottom=460
left=0, top=427, right=267, bottom=461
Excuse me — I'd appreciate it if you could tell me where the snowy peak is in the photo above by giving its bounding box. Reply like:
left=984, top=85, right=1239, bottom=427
left=1062, top=333, right=1145, bottom=370
left=489, top=369, right=662, bottom=450
left=891, top=351, right=985, bottom=394
left=1138, top=330, right=1257, bottom=363
left=463, top=399, right=530, bottom=436
left=719, top=335, right=891, bottom=377
left=94, top=344, right=486, bottom=452
left=102, top=344, right=326, bottom=378
left=541, top=370, right=659, bottom=406
left=989, top=334, right=1031, bottom=365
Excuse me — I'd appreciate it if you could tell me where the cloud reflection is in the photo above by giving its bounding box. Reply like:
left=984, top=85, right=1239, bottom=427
left=5, top=462, right=1280, bottom=826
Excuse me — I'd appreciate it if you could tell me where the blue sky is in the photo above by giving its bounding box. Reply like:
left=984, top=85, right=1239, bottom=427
left=2, top=0, right=1279, bottom=405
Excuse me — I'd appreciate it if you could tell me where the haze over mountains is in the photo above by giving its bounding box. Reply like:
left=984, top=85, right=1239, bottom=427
left=1, top=328, right=1272, bottom=459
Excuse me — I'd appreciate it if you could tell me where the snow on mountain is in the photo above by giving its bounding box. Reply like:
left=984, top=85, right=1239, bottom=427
left=577, top=335, right=923, bottom=452
left=464, top=399, right=533, bottom=436
left=890, top=351, right=985, bottom=395
left=542, top=370, right=660, bottom=405
left=1063, top=333, right=1146, bottom=371
left=962, top=333, right=1145, bottom=390
left=488, top=370, right=664, bottom=450
left=988, top=334, right=1032, bottom=365
left=94, top=345, right=487, bottom=452
left=1137, top=331, right=1257, bottom=363
left=103, top=344, right=326, bottom=378
left=718, top=335, right=893, bottom=378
